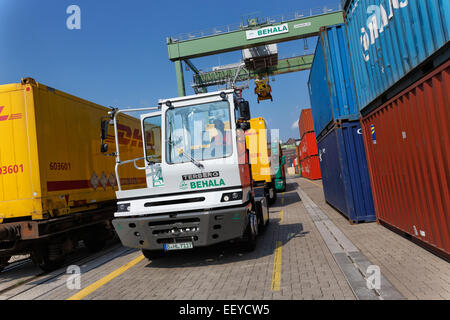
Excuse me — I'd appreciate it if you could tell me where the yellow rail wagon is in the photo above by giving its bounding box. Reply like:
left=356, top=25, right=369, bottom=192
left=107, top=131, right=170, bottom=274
left=245, top=117, right=276, bottom=205
left=0, top=78, right=145, bottom=271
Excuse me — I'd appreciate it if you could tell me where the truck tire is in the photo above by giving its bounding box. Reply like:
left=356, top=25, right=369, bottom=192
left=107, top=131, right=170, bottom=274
left=268, top=187, right=277, bottom=206
left=242, top=213, right=257, bottom=252
left=142, top=249, right=165, bottom=261
left=257, top=204, right=269, bottom=233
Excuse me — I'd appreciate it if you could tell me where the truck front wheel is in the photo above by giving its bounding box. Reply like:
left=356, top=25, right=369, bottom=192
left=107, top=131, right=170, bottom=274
left=241, top=213, right=257, bottom=252
left=142, top=249, right=165, bottom=261
left=267, top=187, right=277, bottom=206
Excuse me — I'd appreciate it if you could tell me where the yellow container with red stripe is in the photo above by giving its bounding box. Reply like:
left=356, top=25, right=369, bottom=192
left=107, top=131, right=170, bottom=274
left=0, top=78, right=145, bottom=223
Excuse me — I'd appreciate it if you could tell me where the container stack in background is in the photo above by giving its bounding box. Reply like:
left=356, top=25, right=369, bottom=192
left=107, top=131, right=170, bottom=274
left=298, top=109, right=321, bottom=180
left=308, top=24, right=376, bottom=224
left=342, top=0, right=449, bottom=259
left=296, top=143, right=301, bottom=176
left=281, top=141, right=298, bottom=176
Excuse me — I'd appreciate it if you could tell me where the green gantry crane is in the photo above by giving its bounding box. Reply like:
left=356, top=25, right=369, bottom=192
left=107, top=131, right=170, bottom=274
left=166, top=7, right=344, bottom=96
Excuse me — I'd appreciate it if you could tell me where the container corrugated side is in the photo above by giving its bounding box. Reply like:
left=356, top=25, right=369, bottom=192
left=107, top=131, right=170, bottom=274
left=361, top=61, right=450, bottom=259
left=344, top=0, right=450, bottom=111
left=0, top=83, right=41, bottom=221
left=318, top=121, right=375, bottom=223
left=298, top=108, right=314, bottom=139
left=299, top=132, right=318, bottom=161
left=308, top=24, right=359, bottom=137
left=0, top=80, right=146, bottom=222
left=300, top=155, right=321, bottom=180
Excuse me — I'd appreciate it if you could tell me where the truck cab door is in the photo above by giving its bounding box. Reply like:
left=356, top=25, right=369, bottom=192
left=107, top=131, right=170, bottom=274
left=140, top=112, right=163, bottom=188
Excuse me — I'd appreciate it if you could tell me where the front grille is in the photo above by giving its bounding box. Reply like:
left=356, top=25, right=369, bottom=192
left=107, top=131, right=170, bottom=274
left=148, top=218, right=200, bottom=227
left=157, top=236, right=198, bottom=244
left=153, top=226, right=199, bottom=235
left=144, top=197, right=205, bottom=207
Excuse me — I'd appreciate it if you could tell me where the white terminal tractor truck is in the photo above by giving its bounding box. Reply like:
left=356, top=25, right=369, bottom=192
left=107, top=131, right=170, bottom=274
left=101, top=90, right=270, bottom=260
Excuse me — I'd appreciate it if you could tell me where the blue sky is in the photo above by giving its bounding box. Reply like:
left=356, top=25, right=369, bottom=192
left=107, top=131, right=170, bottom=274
left=0, top=0, right=340, bottom=141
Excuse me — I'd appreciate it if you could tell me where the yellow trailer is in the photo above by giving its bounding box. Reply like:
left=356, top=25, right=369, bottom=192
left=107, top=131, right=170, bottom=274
left=0, top=78, right=145, bottom=270
left=245, top=117, right=276, bottom=205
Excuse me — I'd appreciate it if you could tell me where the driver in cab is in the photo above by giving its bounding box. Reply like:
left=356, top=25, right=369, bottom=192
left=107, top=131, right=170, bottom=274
left=210, top=119, right=231, bottom=157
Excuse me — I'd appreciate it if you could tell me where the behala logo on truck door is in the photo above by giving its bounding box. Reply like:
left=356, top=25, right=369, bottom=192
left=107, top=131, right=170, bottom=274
left=0, top=106, right=22, bottom=121
left=190, top=179, right=226, bottom=189
left=179, top=178, right=226, bottom=190
left=359, top=0, right=408, bottom=62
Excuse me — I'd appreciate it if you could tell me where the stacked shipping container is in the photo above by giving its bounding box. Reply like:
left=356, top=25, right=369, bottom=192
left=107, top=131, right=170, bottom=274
left=317, top=122, right=376, bottom=223
left=308, top=24, right=376, bottom=223
left=300, top=156, right=321, bottom=181
left=298, top=109, right=314, bottom=138
left=298, top=108, right=321, bottom=180
left=343, top=0, right=450, bottom=258
left=361, top=61, right=449, bottom=259
left=299, top=132, right=318, bottom=160
left=308, top=24, right=359, bottom=138
left=343, top=0, right=450, bottom=113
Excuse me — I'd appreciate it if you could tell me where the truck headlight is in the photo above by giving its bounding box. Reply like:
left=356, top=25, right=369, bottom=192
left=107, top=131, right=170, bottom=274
left=221, top=191, right=242, bottom=202
left=117, top=203, right=131, bottom=212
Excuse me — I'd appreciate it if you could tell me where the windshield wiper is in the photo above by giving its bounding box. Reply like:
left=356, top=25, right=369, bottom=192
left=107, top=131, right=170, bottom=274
left=181, top=151, right=204, bottom=170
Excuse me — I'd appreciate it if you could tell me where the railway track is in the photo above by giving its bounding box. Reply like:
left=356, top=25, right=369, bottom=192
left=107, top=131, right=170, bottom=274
left=1, top=257, right=32, bottom=273
left=0, top=239, right=123, bottom=299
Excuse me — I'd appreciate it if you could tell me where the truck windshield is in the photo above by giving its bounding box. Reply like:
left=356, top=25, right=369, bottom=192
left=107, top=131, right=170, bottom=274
left=166, top=100, right=232, bottom=164
left=143, top=115, right=162, bottom=163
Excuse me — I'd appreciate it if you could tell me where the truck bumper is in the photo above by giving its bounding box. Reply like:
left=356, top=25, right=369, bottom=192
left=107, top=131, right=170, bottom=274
left=112, top=203, right=251, bottom=251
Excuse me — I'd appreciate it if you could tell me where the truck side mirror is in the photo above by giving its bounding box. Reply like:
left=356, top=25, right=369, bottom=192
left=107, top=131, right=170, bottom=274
left=238, top=100, right=251, bottom=121
left=101, top=143, right=109, bottom=153
left=237, top=121, right=250, bottom=131
left=101, top=120, right=109, bottom=140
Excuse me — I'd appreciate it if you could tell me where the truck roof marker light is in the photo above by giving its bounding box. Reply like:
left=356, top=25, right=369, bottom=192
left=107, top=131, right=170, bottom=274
left=165, top=101, right=173, bottom=109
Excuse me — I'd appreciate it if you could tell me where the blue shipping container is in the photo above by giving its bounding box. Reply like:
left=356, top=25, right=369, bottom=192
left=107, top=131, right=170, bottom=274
left=308, top=24, right=359, bottom=138
left=343, top=0, right=450, bottom=111
left=317, top=121, right=376, bottom=223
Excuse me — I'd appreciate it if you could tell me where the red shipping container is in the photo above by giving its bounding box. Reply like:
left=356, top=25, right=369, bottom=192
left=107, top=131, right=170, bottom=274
left=300, top=155, right=321, bottom=180
left=361, top=61, right=450, bottom=260
left=298, top=108, right=314, bottom=139
left=299, top=132, right=318, bottom=161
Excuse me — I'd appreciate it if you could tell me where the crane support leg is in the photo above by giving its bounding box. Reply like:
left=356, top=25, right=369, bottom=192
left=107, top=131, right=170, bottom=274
left=175, top=60, right=186, bottom=97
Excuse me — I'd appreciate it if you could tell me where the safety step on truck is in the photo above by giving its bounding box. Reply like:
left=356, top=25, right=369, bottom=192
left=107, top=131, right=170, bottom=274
left=101, top=90, right=269, bottom=259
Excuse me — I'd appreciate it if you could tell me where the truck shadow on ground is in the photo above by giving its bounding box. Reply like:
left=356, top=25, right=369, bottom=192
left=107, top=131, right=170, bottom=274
left=143, top=190, right=309, bottom=269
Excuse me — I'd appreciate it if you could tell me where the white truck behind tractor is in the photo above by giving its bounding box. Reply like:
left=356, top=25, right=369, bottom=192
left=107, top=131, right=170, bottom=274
left=101, top=90, right=269, bottom=259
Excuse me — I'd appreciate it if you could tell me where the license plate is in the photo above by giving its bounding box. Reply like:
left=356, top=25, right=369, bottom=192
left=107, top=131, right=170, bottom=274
left=163, top=242, right=193, bottom=251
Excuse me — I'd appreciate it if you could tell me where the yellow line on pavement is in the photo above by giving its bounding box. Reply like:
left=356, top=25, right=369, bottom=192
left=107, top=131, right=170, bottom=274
left=67, top=254, right=145, bottom=300
left=279, top=210, right=284, bottom=222
left=302, top=178, right=322, bottom=188
left=271, top=241, right=282, bottom=291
